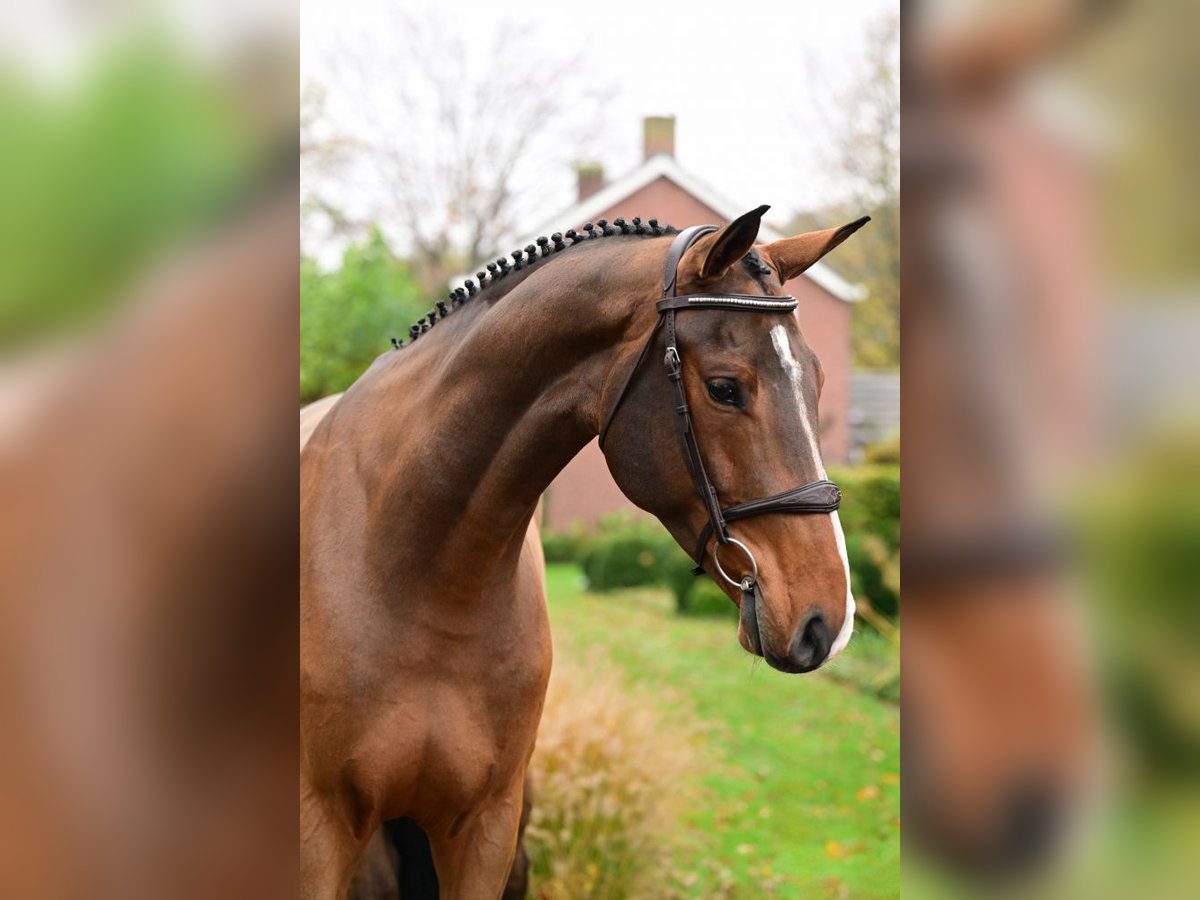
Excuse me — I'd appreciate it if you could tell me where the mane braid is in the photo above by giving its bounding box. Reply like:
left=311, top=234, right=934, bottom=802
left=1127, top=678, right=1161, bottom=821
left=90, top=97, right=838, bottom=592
left=389, top=217, right=678, bottom=348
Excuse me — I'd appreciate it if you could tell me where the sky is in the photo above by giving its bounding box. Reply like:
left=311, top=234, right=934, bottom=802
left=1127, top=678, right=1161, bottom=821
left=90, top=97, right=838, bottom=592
left=302, top=0, right=898, bottom=254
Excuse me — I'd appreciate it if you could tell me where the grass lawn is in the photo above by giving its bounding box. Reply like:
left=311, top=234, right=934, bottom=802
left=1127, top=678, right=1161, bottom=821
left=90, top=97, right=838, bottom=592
left=542, top=563, right=900, bottom=899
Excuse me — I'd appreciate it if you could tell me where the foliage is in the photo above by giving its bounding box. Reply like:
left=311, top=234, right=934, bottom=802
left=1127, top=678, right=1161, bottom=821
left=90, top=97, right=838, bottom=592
left=1081, top=431, right=1200, bottom=781
left=830, top=465, right=900, bottom=552
left=830, top=465, right=900, bottom=627
left=862, top=434, right=900, bottom=466
left=0, top=33, right=265, bottom=347
left=299, top=230, right=426, bottom=403
left=578, top=514, right=682, bottom=593
left=537, top=564, right=901, bottom=896
left=573, top=514, right=736, bottom=618
left=847, top=198, right=901, bottom=370
left=526, top=652, right=704, bottom=899
left=547, top=460, right=900, bottom=631
left=680, top=578, right=739, bottom=620
left=846, top=534, right=900, bottom=622
left=539, top=524, right=591, bottom=565
left=789, top=193, right=897, bottom=370
left=824, top=626, right=901, bottom=703
left=795, top=11, right=899, bottom=369
left=662, top=550, right=702, bottom=614
left=841, top=12, right=900, bottom=370
left=555, top=462, right=901, bottom=629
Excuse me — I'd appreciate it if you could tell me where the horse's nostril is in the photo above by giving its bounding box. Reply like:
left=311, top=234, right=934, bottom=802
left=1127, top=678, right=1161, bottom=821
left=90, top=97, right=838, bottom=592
left=790, top=612, right=832, bottom=671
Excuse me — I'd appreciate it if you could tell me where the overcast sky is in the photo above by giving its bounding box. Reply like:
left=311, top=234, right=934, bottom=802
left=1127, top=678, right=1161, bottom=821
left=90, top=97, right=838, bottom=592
left=303, top=0, right=898, bottom=250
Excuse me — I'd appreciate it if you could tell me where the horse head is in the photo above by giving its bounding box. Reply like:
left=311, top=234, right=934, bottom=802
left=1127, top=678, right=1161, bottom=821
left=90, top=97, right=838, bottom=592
left=601, top=206, right=869, bottom=674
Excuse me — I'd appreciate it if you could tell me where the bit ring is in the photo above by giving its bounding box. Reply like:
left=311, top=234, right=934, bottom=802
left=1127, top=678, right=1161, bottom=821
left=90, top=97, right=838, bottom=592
left=712, top=537, right=758, bottom=589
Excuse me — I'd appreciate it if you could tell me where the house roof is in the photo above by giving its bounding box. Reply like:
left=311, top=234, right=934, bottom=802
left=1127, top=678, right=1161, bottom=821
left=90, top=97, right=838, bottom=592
left=525, top=153, right=867, bottom=303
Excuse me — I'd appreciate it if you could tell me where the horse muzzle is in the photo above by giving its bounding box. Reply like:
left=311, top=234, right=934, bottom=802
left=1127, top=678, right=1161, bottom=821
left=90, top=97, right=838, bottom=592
left=739, top=582, right=833, bottom=674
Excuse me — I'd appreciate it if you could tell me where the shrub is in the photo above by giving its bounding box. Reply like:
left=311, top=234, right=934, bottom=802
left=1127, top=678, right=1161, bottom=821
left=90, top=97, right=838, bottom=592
left=526, top=654, right=704, bottom=899
left=830, top=464, right=900, bottom=553
left=573, top=465, right=901, bottom=630
left=579, top=515, right=683, bottom=593
left=846, top=533, right=899, bottom=621
left=824, top=626, right=900, bottom=703
left=540, top=525, right=590, bottom=565
left=1, top=39, right=266, bottom=346
left=828, top=465, right=900, bottom=631
left=862, top=435, right=900, bottom=466
left=579, top=515, right=736, bottom=616
left=680, top=578, right=739, bottom=619
left=662, top=551, right=702, bottom=613
left=300, top=230, right=426, bottom=403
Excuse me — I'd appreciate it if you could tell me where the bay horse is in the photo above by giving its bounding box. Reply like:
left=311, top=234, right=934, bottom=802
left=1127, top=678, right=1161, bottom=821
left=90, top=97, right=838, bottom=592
left=299, top=206, right=868, bottom=899
left=902, top=0, right=1108, bottom=877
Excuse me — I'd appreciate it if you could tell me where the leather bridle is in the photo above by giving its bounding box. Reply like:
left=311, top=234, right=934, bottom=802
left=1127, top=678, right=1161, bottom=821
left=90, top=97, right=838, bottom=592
left=599, top=225, right=842, bottom=600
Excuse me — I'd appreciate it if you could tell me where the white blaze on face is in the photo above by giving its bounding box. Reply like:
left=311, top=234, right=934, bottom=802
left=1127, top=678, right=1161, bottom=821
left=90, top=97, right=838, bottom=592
left=827, top=509, right=856, bottom=658
left=769, top=324, right=856, bottom=658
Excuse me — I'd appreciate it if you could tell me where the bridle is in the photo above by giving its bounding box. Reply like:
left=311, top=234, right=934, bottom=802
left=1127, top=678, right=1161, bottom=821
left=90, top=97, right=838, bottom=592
left=599, top=224, right=842, bottom=602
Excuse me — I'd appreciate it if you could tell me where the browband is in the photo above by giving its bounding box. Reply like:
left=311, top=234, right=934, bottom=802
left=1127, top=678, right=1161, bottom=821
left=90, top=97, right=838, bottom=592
left=656, top=294, right=798, bottom=313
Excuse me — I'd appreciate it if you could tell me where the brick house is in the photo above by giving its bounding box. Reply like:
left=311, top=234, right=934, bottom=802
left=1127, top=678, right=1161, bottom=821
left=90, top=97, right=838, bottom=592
left=531, top=117, right=864, bottom=530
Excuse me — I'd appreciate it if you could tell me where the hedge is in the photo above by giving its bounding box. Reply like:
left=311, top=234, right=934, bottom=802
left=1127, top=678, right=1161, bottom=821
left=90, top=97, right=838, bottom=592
left=579, top=515, right=680, bottom=593
left=545, top=463, right=900, bottom=626
left=541, top=525, right=590, bottom=565
left=828, top=465, right=900, bottom=622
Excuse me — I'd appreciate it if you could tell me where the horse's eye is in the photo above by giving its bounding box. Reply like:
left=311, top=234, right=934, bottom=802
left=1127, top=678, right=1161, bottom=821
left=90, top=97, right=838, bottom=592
left=706, top=378, right=742, bottom=407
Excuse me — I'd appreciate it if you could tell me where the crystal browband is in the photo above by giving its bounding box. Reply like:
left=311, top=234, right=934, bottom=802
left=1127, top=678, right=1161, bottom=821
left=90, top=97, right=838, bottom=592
left=656, top=293, right=798, bottom=313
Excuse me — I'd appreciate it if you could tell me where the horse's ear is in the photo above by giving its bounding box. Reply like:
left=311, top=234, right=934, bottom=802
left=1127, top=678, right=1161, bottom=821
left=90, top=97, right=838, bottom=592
left=693, top=204, right=771, bottom=281
left=762, top=216, right=870, bottom=282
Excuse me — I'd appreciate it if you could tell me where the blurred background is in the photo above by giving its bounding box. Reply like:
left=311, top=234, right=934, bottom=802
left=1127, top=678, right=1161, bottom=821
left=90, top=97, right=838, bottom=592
left=901, top=0, right=1200, bottom=897
left=0, top=2, right=297, bottom=899
left=4, top=0, right=1197, bottom=897
left=302, top=0, right=900, bottom=897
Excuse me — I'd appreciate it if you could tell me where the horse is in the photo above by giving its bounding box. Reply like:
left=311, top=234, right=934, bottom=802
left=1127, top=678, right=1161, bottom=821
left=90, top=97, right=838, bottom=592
left=901, top=0, right=1109, bottom=877
left=299, top=206, right=868, bottom=899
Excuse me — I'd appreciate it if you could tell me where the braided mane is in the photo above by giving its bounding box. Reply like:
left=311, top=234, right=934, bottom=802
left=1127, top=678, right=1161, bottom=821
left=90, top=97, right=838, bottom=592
left=390, top=216, right=678, bottom=348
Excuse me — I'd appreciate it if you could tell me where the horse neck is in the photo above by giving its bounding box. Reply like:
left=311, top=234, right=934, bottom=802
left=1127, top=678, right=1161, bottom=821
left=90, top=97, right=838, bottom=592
left=325, top=239, right=663, bottom=592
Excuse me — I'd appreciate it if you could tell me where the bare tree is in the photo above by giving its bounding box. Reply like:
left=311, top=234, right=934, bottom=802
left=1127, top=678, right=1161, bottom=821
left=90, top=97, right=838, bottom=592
left=301, top=81, right=363, bottom=253
left=846, top=13, right=899, bottom=370
left=800, top=12, right=900, bottom=369
left=309, top=9, right=616, bottom=289
left=833, top=13, right=900, bottom=211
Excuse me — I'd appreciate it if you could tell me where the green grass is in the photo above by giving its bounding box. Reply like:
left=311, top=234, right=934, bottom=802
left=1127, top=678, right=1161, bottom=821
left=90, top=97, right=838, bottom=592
left=542, top=563, right=900, bottom=899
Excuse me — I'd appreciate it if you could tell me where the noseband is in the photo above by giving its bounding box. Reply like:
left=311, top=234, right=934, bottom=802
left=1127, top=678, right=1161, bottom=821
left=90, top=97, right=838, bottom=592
left=599, top=225, right=842, bottom=595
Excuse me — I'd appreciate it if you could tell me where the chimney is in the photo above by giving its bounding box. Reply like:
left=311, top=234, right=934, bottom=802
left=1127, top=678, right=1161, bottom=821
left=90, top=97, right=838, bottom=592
left=576, top=161, right=604, bottom=202
left=643, top=115, right=675, bottom=160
